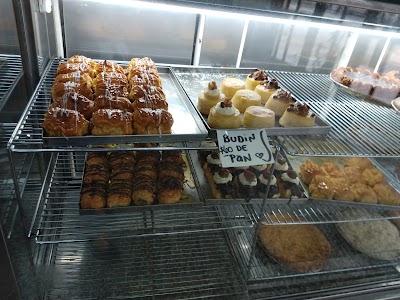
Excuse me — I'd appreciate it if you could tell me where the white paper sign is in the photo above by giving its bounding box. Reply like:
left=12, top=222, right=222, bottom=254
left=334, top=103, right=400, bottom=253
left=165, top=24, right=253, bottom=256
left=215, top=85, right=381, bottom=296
left=216, top=129, right=275, bottom=168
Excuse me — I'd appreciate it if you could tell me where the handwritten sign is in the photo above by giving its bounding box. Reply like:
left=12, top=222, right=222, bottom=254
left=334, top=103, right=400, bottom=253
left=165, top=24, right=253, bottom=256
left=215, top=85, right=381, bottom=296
left=216, top=129, right=274, bottom=168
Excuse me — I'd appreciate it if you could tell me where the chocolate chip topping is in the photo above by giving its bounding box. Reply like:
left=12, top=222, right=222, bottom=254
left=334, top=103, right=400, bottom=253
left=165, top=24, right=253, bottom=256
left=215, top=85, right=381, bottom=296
left=260, top=78, right=279, bottom=89
left=272, top=89, right=294, bottom=103
left=286, top=102, right=315, bottom=117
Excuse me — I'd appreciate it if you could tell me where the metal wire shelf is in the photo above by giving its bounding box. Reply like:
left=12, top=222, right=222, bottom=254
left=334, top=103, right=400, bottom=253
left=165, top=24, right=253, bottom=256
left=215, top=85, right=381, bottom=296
left=225, top=224, right=400, bottom=286
left=31, top=152, right=256, bottom=244
left=41, top=231, right=248, bottom=299
left=268, top=71, right=400, bottom=157
left=0, top=54, right=22, bottom=112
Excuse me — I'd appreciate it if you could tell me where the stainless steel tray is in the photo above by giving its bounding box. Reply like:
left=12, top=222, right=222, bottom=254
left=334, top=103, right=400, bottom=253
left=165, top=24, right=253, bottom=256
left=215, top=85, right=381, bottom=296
left=42, top=64, right=208, bottom=146
left=171, top=66, right=331, bottom=136
left=189, top=148, right=308, bottom=205
left=79, top=150, right=203, bottom=214
left=330, top=72, right=397, bottom=107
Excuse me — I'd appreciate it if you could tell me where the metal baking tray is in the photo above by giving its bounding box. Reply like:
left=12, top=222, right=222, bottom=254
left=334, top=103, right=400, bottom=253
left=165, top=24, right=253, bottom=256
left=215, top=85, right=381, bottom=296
left=37, top=61, right=208, bottom=146
left=288, top=155, right=400, bottom=210
left=330, top=72, right=397, bottom=107
left=171, top=66, right=331, bottom=137
left=189, top=147, right=308, bottom=205
left=79, top=150, right=203, bottom=214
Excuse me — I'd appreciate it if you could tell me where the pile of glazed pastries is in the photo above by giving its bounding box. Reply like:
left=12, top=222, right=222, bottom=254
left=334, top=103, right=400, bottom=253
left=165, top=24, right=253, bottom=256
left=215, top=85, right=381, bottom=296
left=42, top=55, right=173, bottom=136
left=80, top=150, right=186, bottom=208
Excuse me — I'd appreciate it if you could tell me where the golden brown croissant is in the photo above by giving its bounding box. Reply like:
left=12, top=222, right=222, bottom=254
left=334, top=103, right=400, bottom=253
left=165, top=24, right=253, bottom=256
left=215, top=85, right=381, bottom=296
left=67, top=55, right=96, bottom=68
left=94, top=95, right=133, bottom=112
left=93, top=71, right=129, bottom=98
left=90, top=108, right=133, bottom=135
left=55, top=72, right=93, bottom=87
left=51, top=92, right=96, bottom=119
left=129, top=72, right=162, bottom=87
left=51, top=81, right=94, bottom=100
left=133, top=108, right=173, bottom=134
left=42, top=107, right=89, bottom=136
left=127, top=57, right=157, bottom=72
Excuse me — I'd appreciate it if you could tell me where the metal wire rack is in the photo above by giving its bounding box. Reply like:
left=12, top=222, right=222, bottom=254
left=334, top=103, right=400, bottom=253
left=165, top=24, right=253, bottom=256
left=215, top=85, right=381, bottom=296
left=40, top=231, right=248, bottom=300
left=268, top=71, right=400, bottom=157
left=224, top=224, right=400, bottom=287
left=31, top=152, right=257, bottom=244
left=0, top=54, right=22, bottom=112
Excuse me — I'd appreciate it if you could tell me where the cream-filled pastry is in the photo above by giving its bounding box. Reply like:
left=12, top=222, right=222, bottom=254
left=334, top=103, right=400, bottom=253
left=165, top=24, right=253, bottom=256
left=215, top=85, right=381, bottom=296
left=197, top=81, right=226, bottom=115
left=245, top=69, right=269, bottom=90
left=231, top=89, right=261, bottom=113
left=279, top=102, right=316, bottom=127
left=242, top=106, right=275, bottom=128
left=265, top=89, right=295, bottom=117
left=220, top=78, right=246, bottom=99
left=255, top=78, right=279, bottom=104
left=207, top=98, right=241, bottom=128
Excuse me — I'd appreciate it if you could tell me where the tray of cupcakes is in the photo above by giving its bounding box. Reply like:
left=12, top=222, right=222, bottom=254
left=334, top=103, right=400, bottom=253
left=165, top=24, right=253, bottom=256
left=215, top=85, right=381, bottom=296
left=40, top=56, right=208, bottom=147
left=171, top=67, right=331, bottom=137
left=190, top=141, right=308, bottom=205
left=288, top=155, right=400, bottom=209
left=79, top=149, right=201, bottom=214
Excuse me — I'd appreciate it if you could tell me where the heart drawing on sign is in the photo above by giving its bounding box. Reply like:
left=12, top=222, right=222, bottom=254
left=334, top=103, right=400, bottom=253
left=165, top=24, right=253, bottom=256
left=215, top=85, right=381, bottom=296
left=255, top=153, right=264, bottom=159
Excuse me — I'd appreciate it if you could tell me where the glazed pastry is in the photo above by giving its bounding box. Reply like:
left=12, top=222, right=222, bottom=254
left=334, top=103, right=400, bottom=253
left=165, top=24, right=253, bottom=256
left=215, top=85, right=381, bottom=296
left=345, top=158, right=373, bottom=171
left=86, top=152, right=109, bottom=167
left=157, top=177, right=183, bottom=204
left=95, top=60, right=125, bottom=76
left=373, top=183, right=400, bottom=205
left=51, top=81, right=94, bottom=100
left=93, top=71, right=129, bottom=98
left=129, top=71, right=162, bottom=88
left=300, top=161, right=322, bottom=185
left=220, top=77, right=246, bottom=99
left=351, top=183, right=378, bottom=203
left=331, top=177, right=354, bottom=202
left=231, top=89, right=261, bottom=114
left=279, top=102, right=316, bottom=127
left=107, top=180, right=132, bottom=207
left=83, top=164, right=109, bottom=184
left=207, top=98, right=241, bottom=129
left=362, top=168, right=386, bottom=187
left=157, top=161, right=185, bottom=182
left=127, top=57, right=157, bottom=74
left=162, top=150, right=186, bottom=168
left=320, top=162, right=340, bottom=177
left=109, top=151, right=135, bottom=169
left=133, top=108, right=173, bottom=134
left=265, top=89, right=295, bottom=117
left=258, top=213, right=331, bottom=273
left=197, top=81, right=226, bottom=115
left=131, top=174, right=156, bottom=205
left=67, top=55, right=96, bottom=67
left=258, top=168, right=280, bottom=198
left=94, top=95, right=133, bottom=112
left=42, top=107, right=89, bottom=136
left=55, top=72, right=93, bottom=87
left=343, top=166, right=366, bottom=185
left=90, top=109, right=133, bottom=135
left=128, top=85, right=165, bottom=102
left=80, top=182, right=107, bottom=209
left=51, top=92, right=95, bottom=119
left=242, top=106, right=275, bottom=128
left=255, top=78, right=279, bottom=104
left=131, top=94, right=168, bottom=111
left=238, top=170, right=258, bottom=199
left=57, top=62, right=96, bottom=78
left=245, top=69, right=269, bottom=90
left=280, top=168, right=303, bottom=198
left=308, top=175, right=335, bottom=200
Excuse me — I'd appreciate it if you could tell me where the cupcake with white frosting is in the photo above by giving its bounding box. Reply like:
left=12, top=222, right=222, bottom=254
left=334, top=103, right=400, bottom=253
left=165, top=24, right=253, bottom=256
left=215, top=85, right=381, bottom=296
left=238, top=169, right=258, bottom=199
left=197, top=81, right=226, bottom=115
left=281, top=168, right=303, bottom=198
left=258, top=168, right=280, bottom=198
left=206, top=150, right=221, bottom=173
left=213, top=168, right=235, bottom=198
left=273, top=155, right=289, bottom=177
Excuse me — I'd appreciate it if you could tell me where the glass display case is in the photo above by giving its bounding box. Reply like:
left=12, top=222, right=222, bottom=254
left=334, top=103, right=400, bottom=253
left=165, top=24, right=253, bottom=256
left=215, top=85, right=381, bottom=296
left=3, top=0, right=400, bottom=299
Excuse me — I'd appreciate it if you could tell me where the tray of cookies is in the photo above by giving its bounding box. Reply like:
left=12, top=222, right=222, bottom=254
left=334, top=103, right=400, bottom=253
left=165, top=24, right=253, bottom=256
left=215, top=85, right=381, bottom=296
left=79, top=149, right=201, bottom=214
left=289, top=155, right=400, bottom=209
left=40, top=56, right=208, bottom=147
left=330, top=67, right=400, bottom=107
left=171, top=66, right=331, bottom=137
left=191, top=142, right=308, bottom=205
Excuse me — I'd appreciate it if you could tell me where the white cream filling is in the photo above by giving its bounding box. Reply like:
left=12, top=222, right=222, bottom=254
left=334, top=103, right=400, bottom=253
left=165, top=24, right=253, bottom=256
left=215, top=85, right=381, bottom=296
left=238, top=173, right=257, bottom=186
left=282, top=172, right=299, bottom=184
left=205, top=89, right=221, bottom=98
left=259, top=174, right=277, bottom=186
left=207, top=154, right=221, bottom=165
left=215, top=104, right=237, bottom=116
left=252, top=164, right=269, bottom=171
left=274, top=161, right=288, bottom=171
left=213, top=172, right=233, bottom=184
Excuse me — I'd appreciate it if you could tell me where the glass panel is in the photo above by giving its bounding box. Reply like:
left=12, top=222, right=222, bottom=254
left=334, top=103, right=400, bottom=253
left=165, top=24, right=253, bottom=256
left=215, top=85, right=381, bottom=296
left=0, top=0, right=19, bottom=54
